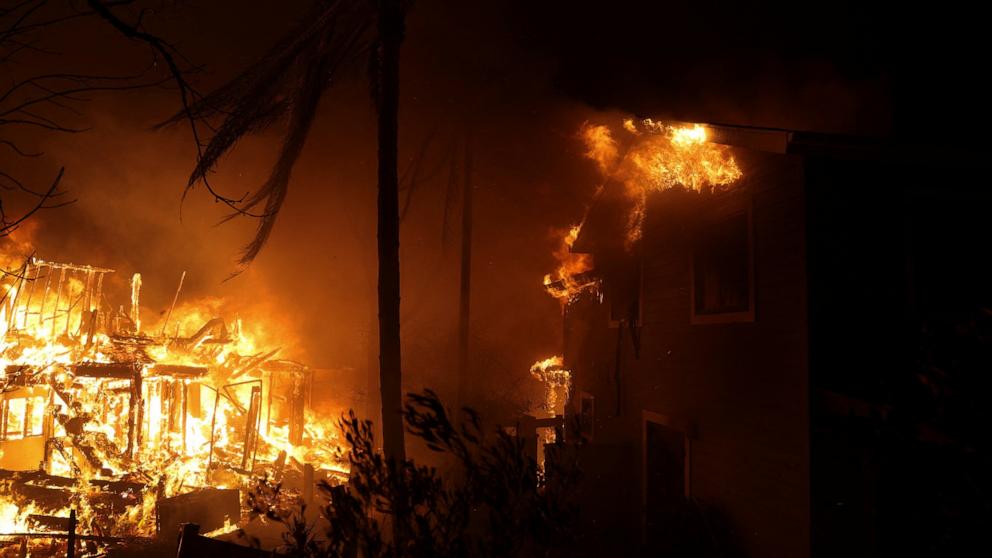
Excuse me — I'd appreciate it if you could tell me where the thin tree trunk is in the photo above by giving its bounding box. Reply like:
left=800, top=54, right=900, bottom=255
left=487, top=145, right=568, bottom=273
left=376, top=0, right=405, bottom=462
left=456, top=133, right=473, bottom=407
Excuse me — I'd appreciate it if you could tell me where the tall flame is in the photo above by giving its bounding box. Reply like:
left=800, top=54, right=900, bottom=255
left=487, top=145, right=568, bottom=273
left=530, top=355, right=572, bottom=416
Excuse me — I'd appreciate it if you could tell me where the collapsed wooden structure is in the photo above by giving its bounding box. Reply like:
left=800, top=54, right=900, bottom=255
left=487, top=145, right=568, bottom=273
left=1, top=257, right=320, bottom=554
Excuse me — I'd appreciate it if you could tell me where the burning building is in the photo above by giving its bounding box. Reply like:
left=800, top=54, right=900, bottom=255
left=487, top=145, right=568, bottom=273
left=549, top=119, right=992, bottom=556
left=0, top=256, right=346, bottom=554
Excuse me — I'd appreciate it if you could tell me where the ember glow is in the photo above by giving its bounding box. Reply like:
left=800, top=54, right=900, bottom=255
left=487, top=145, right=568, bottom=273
left=582, top=119, right=743, bottom=245
left=0, top=249, right=347, bottom=549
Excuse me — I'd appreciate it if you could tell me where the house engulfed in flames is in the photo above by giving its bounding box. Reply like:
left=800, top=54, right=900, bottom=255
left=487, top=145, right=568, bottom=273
left=0, top=257, right=345, bottom=550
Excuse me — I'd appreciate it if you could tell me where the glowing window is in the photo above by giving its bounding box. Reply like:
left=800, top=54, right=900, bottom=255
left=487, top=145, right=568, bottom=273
left=4, top=398, right=26, bottom=440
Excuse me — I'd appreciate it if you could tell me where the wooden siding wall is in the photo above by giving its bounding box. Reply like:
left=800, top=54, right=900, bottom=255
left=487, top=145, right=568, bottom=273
left=565, top=149, right=809, bottom=557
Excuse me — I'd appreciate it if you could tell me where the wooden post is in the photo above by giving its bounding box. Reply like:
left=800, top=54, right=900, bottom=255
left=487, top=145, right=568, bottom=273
left=93, top=272, right=104, bottom=315
left=82, top=270, right=93, bottom=313
left=37, top=263, right=52, bottom=330
left=126, top=373, right=143, bottom=460
left=289, top=373, right=305, bottom=446
left=457, top=133, right=474, bottom=407
left=49, top=267, right=65, bottom=338
left=207, top=388, right=220, bottom=474
left=20, top=263, right=38, bottom=330
left=165, top=380, right=178, bottom=452
left=6, top=260, right=28, bottom=331
left=84, top=310, right=98, bottom=347
left=66, top=509, right=76, bottom=558
left=160, top=271, right=186, bottom=338
left=63, top=278, right=74, bottom=336
left=242, top=386, right=262, bottom=471
left=303, top=463, right=314, bottom=505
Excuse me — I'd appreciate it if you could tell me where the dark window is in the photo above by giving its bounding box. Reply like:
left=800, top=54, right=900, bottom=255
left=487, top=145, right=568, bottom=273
left=692, top=211, right=753, bottom=322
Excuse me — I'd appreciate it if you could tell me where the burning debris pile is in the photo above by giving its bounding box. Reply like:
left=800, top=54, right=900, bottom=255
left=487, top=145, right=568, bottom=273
left=0, top=256, right=346, bottom=554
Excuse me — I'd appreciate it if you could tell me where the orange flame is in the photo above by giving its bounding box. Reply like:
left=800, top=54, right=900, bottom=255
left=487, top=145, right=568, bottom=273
left=530, top=355, right=572, bottom=416
left=580, top=123, right=620, bottom=174
left=0, top=250, right=347, bottom=541
left=543, top=224, right=598, bottom=304
left=581, top=119, right=743, bottom=246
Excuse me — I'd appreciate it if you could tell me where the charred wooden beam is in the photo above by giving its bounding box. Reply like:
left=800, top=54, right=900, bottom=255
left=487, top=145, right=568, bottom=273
left=26, top=514, right=71, bottom=532
left=84, top=309, right=98, bottom=348
left=227, top=349, right=280, bottom=381
left=0, top=469, right=144, bottom=494
left=48, top=267, right=65, bottom=338
left=72, top=362, right=142, bottom=379
left=18, top=263, right=39, bottom=330
left=206, top=388, right=220, bottom=472
left=132, top=374, right=143, bottom=459
left=148, top=364, right=208, bottom=378
left=35, top=264, right=53, bottom=330
left=241, top=385, right=262, bottom=472
left=30, top=259, right=115, bottom=274
left=289, top=372, right=306, bottom=446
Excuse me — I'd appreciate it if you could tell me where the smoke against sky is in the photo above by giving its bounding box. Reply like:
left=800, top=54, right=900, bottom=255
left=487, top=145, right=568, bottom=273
left=5, top=0, right=937, bottom=415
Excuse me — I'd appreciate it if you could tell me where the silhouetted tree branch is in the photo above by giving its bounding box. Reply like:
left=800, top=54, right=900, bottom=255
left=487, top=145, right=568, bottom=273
left=0, top=0, right=182, bottom=237
left=150, top=0, right=375, bottom=271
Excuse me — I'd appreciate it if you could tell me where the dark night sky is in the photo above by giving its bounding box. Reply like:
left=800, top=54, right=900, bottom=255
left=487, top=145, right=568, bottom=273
left=3, top=0, right=985, bottom=413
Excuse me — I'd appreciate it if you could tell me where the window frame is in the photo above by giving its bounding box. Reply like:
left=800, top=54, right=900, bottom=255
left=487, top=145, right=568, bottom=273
left=689, top=196, right=755, bottom=325
left=1, top=395, right=45, bottom=440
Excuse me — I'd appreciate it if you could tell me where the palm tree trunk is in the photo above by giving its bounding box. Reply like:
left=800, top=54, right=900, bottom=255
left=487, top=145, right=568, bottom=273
left=376, top=0, right=405, bottom=462
left=456, top=134, right=473, bottom=407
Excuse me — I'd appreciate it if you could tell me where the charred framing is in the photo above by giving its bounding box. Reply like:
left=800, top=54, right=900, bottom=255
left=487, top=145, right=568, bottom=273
left=0, top=257, right=340, bottom=553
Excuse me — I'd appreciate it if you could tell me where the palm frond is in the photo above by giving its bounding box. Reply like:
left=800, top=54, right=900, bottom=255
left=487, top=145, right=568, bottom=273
left=166, top=0, right=374, bottom=269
